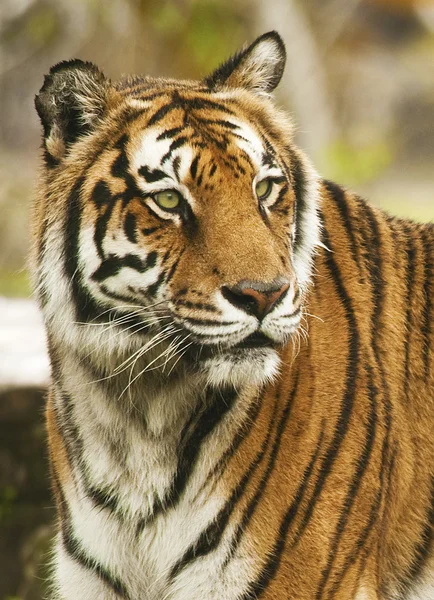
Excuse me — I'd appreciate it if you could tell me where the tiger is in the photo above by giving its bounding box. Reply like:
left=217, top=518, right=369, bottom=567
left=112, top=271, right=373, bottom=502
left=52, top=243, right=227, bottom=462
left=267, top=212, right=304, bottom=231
left=32, top=30, right=434, bottom=599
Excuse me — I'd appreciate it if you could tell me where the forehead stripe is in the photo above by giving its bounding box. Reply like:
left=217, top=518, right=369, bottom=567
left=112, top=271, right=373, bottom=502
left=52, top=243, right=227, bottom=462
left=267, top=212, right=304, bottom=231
left=161, top=136, right=189, bottom=164
left=157, top=126, right=185, bottom=141
left=147, top=102, right=179, bottom=127
left=138, top=165, right=168, bottom=183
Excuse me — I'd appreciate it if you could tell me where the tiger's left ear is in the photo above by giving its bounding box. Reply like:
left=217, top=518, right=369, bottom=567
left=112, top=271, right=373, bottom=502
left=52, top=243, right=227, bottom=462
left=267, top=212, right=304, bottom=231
left=204, top=31, right=286, bottom=94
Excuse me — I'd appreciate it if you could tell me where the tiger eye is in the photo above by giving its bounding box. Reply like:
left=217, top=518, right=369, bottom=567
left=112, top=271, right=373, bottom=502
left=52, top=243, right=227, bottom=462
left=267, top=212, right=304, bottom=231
left=154, top=190, right=181, bottom=210
left=255, top=179, right=273, bottom=200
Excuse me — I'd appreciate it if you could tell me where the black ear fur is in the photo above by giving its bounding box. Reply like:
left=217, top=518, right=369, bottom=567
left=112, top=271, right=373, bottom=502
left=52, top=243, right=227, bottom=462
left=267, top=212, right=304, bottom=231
left=35, top=59, right=109, bottom=163
left=205, top=31, right=286, bottom=94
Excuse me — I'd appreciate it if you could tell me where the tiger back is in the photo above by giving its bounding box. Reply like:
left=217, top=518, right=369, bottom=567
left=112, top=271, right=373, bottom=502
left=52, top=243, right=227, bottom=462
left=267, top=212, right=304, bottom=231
left=32, top=31, right=434, bottom=599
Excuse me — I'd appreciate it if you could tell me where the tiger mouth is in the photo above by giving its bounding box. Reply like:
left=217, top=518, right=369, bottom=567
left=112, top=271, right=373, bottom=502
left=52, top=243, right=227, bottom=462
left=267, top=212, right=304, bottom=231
left=233, top=331, right=276, bottom=350
left=184, top=331, right=280, bottom=363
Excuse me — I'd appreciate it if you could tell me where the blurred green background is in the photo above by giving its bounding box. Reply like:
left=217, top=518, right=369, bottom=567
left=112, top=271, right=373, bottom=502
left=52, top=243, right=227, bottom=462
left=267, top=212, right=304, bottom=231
left=0, top=0, right=433, bottom=597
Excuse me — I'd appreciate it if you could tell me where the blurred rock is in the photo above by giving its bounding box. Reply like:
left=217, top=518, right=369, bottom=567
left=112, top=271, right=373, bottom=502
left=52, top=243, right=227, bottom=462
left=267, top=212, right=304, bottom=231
left=0, top=385, right=53, bottom=600
left=0, top=297, right=52, bottom=599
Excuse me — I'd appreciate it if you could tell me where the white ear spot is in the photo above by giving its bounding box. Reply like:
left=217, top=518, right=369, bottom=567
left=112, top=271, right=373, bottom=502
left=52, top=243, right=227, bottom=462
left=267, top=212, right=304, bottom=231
left=205, top=31, right=286, bottom=94
left=240, top=36, right=286, bottom=93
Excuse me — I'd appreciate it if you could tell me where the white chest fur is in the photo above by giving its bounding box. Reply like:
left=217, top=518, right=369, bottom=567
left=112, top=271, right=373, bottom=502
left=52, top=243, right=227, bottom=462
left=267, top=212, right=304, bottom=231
left=53, top=357, right=259, bottom=599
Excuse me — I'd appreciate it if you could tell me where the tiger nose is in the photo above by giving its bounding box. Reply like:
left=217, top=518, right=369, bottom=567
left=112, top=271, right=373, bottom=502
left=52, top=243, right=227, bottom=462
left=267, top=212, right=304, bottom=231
left=221, top=280, right=290, bottom=319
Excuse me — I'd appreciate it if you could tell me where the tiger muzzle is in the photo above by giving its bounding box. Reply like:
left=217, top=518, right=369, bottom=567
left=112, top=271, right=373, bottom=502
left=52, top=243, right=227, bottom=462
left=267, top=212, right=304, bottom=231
left=221, top=279, right=290, bottom=320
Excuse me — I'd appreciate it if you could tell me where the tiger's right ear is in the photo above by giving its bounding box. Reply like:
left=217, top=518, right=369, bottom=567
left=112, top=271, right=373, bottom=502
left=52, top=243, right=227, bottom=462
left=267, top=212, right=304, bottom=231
left=35, top=60, right=111, bottom=165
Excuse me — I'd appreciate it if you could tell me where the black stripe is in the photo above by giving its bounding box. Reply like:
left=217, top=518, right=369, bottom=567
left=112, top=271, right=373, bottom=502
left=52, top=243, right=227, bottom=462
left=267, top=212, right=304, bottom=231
left=43, top=146, right=60, bottom=168
left=321, top=201, right=393, bottom=597
left=183, top=317, right=237, bottom=328
left=49, top=384, right=83, bottom=493
left=51, top=374, right=128, bottom=523
left=173, top=155, right=181, bottom=181
left=324, top=180, right=361, bottom=272
left=165, top=249, right=186, bottom=284
left=111, top=135, right=129, bottom=178
left=136, top=392, right=234, bottom=536
left=351, top=199, right=395, bottom=593
left=223, top=373, right=301, bottom=568
left=420, top=226, right=433, bottom=380
left=169, top=386, right=238, bottom=503
left=161, top=136, right=189, bottom=163
left=123, top=212, right=137, bottom=244
left=182, top=95, right=236, bottom=115
left=241, top=426, right=325, bottom=599
left=278, top=307, right=302, bottom=322
left=142, top=226, right=162, bottom=236
left=145, top=386, right=238, bottom=526
left=197, top=118, right=239, bottom=130
left=358, top=201, right=387, bottom=344
left=91, top=251, right=158, bottom=282
left=329, top=489, right=382, bottom=598
left=404, top=225, right=416, bottom=402
left=138, top=165, right=168, bottom=183
left=64, top=177, right=104, bottom=322
left=147, top=102, right=179, bottom=127
left=62, top=522, right=129, bottom=598
left=270, top=184, right=289, bottom=210
left=288, top=149, right=307, bottom=255
left=147, top=270, right=166, bottom=298
left=190, top=155, right=199, bottom=180
left=157, top=126, right=184, bottom=141
left=100, top=285, right=145, bottom=307
left=315, top=362, right=378, bottom=598
left=357, top=198, right=393, bottom=437
left=93, top=192, right=120, bottom=258
left=170, top=387, right=278, bottom=580
left=92, top=179, right=112, bottom=208
left=175, top=299, right=219, bottom=312
left=191, top=388, right=265, bottom=504
left=87, top=485, right=121, bottom=514
left=197, top=167, right=204, bottom=187
left=289, top=224, right=360, bottom=548
left=330, top=439, right=395, bottom=597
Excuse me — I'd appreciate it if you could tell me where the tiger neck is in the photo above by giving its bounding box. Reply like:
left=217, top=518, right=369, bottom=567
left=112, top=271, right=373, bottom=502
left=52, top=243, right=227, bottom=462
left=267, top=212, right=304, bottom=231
left=51, top=343, right=264, bottom=521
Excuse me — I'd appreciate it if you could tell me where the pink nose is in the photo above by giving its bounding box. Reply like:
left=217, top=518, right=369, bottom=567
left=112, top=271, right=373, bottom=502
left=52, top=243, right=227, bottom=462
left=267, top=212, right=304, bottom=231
left=221, top=280, right=290, bottom=319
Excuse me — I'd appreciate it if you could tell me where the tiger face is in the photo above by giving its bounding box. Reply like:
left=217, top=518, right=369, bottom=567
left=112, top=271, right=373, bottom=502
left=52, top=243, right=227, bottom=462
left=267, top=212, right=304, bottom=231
left=34, top=32, right=321, bottom=388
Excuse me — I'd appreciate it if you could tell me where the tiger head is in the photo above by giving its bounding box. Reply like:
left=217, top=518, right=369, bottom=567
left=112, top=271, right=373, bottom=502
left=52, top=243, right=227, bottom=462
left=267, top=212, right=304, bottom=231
left=33, top=31, right=321, bottom=388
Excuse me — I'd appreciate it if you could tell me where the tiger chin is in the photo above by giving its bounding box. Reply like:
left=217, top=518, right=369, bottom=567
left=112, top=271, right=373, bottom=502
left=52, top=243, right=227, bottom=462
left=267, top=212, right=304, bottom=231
left=33, top=31, right=434, bottom=600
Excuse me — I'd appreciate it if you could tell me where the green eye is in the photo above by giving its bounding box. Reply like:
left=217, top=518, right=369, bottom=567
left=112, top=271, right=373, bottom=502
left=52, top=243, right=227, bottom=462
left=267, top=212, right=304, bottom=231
left=153, top=190, right=181, bottom=210
left=255, top=179, right=273, bottom=200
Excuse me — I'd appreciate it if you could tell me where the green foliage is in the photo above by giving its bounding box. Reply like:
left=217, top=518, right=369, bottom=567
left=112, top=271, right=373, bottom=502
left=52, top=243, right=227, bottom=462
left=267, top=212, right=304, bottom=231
left=0, top=270, right=31, bottom=298
left=320, top=138, right=393, bottom=187
left=185, top=1, right=246, bottom=72
left=150, top=1, right=186, bottom=34
left=25, top=5, right=58, bottom=45
left=0, top=486, right=18, bottom=523
left=145, top=0, right=247, bottom=76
